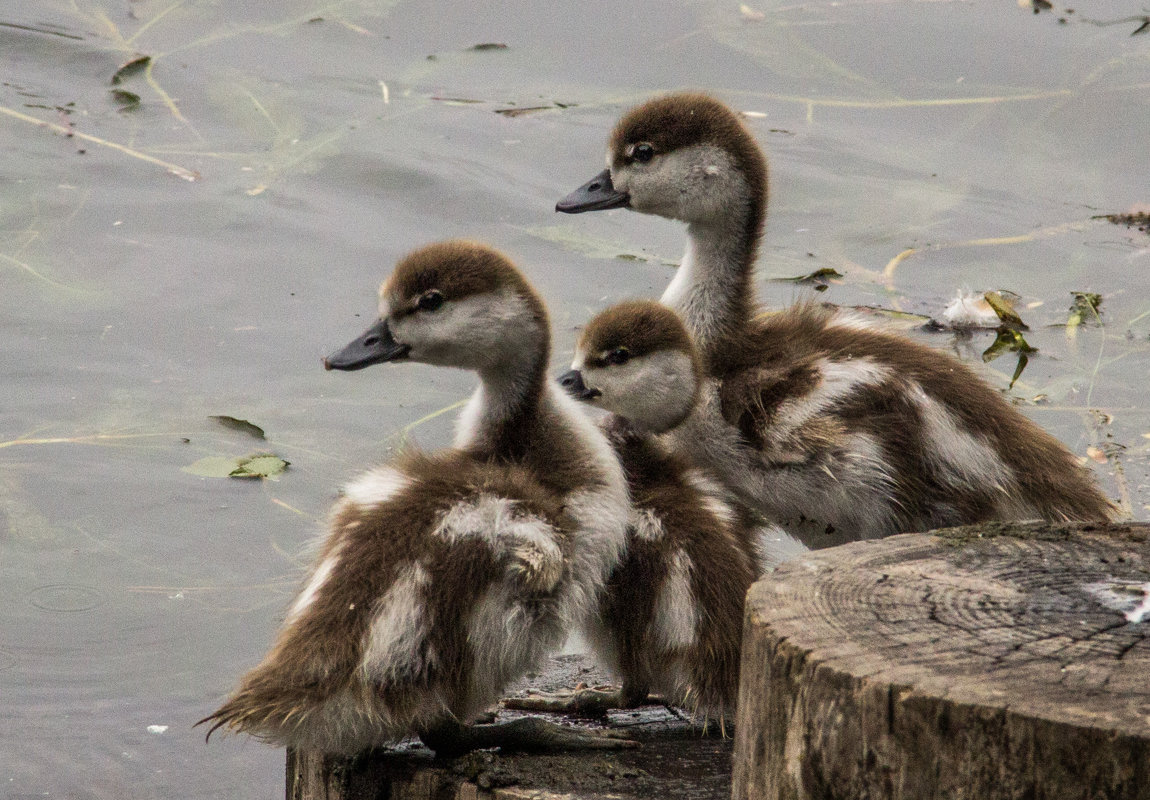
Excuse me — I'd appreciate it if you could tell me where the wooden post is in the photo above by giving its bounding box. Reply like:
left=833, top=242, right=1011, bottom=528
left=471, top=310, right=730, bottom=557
left=732, top=521, right=1150, bottom=800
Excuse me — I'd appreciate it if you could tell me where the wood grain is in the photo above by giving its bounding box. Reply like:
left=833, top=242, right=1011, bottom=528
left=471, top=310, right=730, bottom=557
left=733, top=521, right=1150, bottom=800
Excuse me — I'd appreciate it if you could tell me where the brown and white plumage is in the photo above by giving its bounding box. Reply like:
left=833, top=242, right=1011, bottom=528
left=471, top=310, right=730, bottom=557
left=558, top=93, right=1115, bottom=543
left=549, top=301, right=790, bottom=720
left=201, top=242, right=631, bottom=754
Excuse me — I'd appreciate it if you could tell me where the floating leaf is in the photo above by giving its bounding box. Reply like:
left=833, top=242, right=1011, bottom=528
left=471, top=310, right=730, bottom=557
left=111, top=55, right=150, bottom=85
left=773, top=267, right=844, bottom=287
left=1066, top=291, right=1102, bottom=330
left=845, top=306, right=933, bottom=329
left=982, top=290, right=1027, bottom=330
left=229, top=454, right=289, bottom=479
left=469, top=43, right=508, bottom=51
left=182, top=456, right=246, bottom=478
left=109, top=89, right=140, bottom=111
left=982, top=328, right=1037, bottom=389
left=183, top=453, right=288, bottom=479
left=210, top=415, right=266, bottom=440
left=1094, top=211, right=1150, bottom=232
left=494, top=106, right=556, bottom=117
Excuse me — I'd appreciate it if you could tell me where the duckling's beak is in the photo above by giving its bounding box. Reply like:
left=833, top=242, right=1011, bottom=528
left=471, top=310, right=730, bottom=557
left=556, top=169, right=629, bottom=214
left=558, top=369, right=601, bottom=401
left=324, top=319, right=410, bottom=371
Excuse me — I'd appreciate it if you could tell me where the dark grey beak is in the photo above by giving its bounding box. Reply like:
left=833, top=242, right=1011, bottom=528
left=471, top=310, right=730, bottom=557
left=556, top=169, right=629, bottom=214
left=324, top=318, right=410, bottom=371
left=558, top=369, right=601, bottom=401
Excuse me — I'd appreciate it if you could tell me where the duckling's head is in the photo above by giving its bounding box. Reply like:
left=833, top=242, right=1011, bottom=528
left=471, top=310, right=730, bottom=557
left=325, top=241, right=549, bottom=374
left=560, top=301, right=701, bottom=434
left=557, top=92, right=768, bottom=229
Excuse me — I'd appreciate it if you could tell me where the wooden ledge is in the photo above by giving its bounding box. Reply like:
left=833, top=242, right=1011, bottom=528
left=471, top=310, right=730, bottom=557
left=287, top=654, right=733, bottom=800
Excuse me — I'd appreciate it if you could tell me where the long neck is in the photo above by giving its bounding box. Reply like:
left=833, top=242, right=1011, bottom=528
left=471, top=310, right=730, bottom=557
left=660, top=210, right=760, bottom=368
left=455, top=347, right=549, bottom=458
left=455, top=352, right=620, bottom=497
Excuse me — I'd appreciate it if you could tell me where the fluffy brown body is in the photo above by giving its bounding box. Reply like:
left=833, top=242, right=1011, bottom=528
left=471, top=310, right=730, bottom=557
left=200, top=242, right=631, bottom=753
left=561, top=93, right=1115, bottom=541
left=712, top=302, right=1116, bottom=534
left=202, top=453, right=573, bottom=751
left=593, top=418, right=757, bottom=719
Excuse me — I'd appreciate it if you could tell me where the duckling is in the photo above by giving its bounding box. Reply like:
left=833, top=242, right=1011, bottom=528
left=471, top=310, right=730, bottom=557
left=558, top=93, right=1115, bottom=541
left=200, top=242, right=634, bottom=756
left=509, top=301, right=801, bottom=722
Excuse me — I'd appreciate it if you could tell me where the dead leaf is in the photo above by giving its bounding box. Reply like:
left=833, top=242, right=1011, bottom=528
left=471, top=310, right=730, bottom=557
left=210, top=415, right=266, bottom=440
left=109, top=89, right=140, bottom=111
left=111, top=55, right=150, bottom=85
left=494, top=106, right=554, bottom=117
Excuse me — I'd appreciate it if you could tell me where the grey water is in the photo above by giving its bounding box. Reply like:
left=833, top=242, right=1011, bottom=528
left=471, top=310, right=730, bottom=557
left=2, top=0, right=1148, bottom=796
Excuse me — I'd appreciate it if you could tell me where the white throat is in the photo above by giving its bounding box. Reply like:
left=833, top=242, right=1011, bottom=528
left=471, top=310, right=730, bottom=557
left=453, top=356, right=543, bottom=449
left=660, top=220, right=751, bottom=350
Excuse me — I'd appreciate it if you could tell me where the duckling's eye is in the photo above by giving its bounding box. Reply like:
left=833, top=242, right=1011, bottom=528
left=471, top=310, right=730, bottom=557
left=417, top=291, right=444, bottom=312
left=632, top=143, right=655, bottom=164
left=604, top=347, right=631, bottom=366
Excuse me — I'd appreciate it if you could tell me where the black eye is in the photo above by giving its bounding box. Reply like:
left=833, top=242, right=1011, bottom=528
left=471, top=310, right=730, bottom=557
left=632, top=143, right=655, bottom=164
left=417, top=291, right=444, bottom=312
left=604, top=348, right=631, bottom=366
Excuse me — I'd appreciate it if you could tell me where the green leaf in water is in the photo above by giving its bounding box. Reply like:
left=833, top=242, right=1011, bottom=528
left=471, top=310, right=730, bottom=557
left=183, top=453, right=289, bottom=479
left=229, top=454, right=289, bottom=479
left=183, top=456, right=246, bottom=478
left=982, top=328, right=1037, bottom=389
left=111, top=55, right=150, bottom=85
left=982, top=290, right=1027, bottom=330
left=1066, top=291, right=1102, bottom=330
left=772, top=267, right=844, bottom=287
left=209, top=415, right=266, bottom=440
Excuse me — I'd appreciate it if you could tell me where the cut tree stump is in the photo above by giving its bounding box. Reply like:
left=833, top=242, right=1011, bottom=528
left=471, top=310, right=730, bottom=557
left=732, top=521, right=1150, bottom=800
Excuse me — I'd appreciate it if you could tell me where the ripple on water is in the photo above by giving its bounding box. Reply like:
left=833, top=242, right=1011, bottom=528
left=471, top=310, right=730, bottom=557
left=27, top=584, right=104, bottom=613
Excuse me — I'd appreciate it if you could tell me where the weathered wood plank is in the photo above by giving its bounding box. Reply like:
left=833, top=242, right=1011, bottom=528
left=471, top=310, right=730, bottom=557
left=732, top=521, right=1150, bottom=800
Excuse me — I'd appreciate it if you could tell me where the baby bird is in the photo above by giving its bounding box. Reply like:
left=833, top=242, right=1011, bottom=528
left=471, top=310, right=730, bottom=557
left=557, top=92, right=1115, bottom=542
left=200, top=242, right=633, bottom=756
left=511, top=301, right=797, bottom=723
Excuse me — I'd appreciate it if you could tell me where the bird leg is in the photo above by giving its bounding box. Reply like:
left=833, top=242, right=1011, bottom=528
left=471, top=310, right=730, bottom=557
left=418, top=717, right=638, bottom=758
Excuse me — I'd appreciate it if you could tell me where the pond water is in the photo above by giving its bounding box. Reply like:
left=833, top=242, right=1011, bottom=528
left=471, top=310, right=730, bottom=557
left=2, top=0, right=1148, bottom=797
